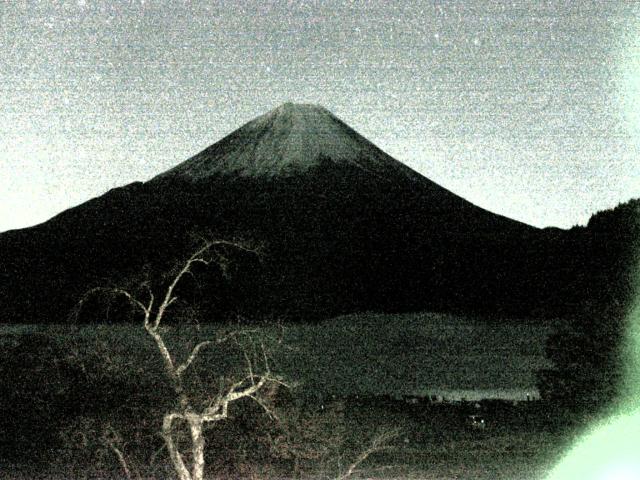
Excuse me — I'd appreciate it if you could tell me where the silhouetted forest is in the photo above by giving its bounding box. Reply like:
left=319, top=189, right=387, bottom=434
left=537, top=199, right=639, bottom=411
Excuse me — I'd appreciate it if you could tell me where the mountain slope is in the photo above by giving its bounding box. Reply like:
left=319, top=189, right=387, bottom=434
left=0, top=104, right=633, bottom=324
left=153, top=103, right=532, bottom=237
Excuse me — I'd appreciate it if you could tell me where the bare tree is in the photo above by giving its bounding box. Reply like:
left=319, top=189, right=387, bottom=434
left=78, top=240, right=284, bottom=480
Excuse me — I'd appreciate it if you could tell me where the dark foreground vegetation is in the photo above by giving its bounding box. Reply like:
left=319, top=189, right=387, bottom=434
left=0, top=323, right=592, bottom=480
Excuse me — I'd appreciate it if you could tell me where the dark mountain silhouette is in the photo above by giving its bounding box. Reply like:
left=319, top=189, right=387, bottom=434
left=0, top=104, right=637, bottom=323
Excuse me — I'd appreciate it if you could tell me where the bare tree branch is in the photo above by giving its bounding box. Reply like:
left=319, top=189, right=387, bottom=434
left=336, top=428, right=400, bottom=480
left=175, top=328, right=261, bottom=378
left=151, top=239, right=259, bottom=331
left=249, top=393, right=278, bottom=421
left=102, top=425, right=139, bottom=480
left=71, top=286, right=155, bottom=330
left=144, top=324, right=178, bottom=386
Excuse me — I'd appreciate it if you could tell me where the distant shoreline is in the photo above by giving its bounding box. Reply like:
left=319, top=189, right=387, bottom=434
left=410, top=388, right=541, bottom=402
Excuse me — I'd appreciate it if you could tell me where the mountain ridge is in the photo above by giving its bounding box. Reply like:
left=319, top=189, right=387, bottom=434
left=0, top=104, right=635, bottom=323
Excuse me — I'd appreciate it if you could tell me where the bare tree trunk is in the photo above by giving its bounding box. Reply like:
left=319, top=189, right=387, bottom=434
left=163, top=413, right=191, bottom=480
left=189, top=416, right=206, bottom=480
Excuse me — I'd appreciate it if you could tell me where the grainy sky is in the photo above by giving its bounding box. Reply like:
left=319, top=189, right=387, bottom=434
left=1, top=0, right=639, bottom=232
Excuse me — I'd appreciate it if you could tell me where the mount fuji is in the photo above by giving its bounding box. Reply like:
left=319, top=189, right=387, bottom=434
left=0, top=103, right=633, bottom=323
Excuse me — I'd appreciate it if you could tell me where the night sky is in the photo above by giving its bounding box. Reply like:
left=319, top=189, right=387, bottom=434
left=1, top=0, right=638, bottom=232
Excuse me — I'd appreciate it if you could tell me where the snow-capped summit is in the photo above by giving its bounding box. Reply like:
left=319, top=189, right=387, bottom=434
left=158, top=103, right=416, bottom=179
